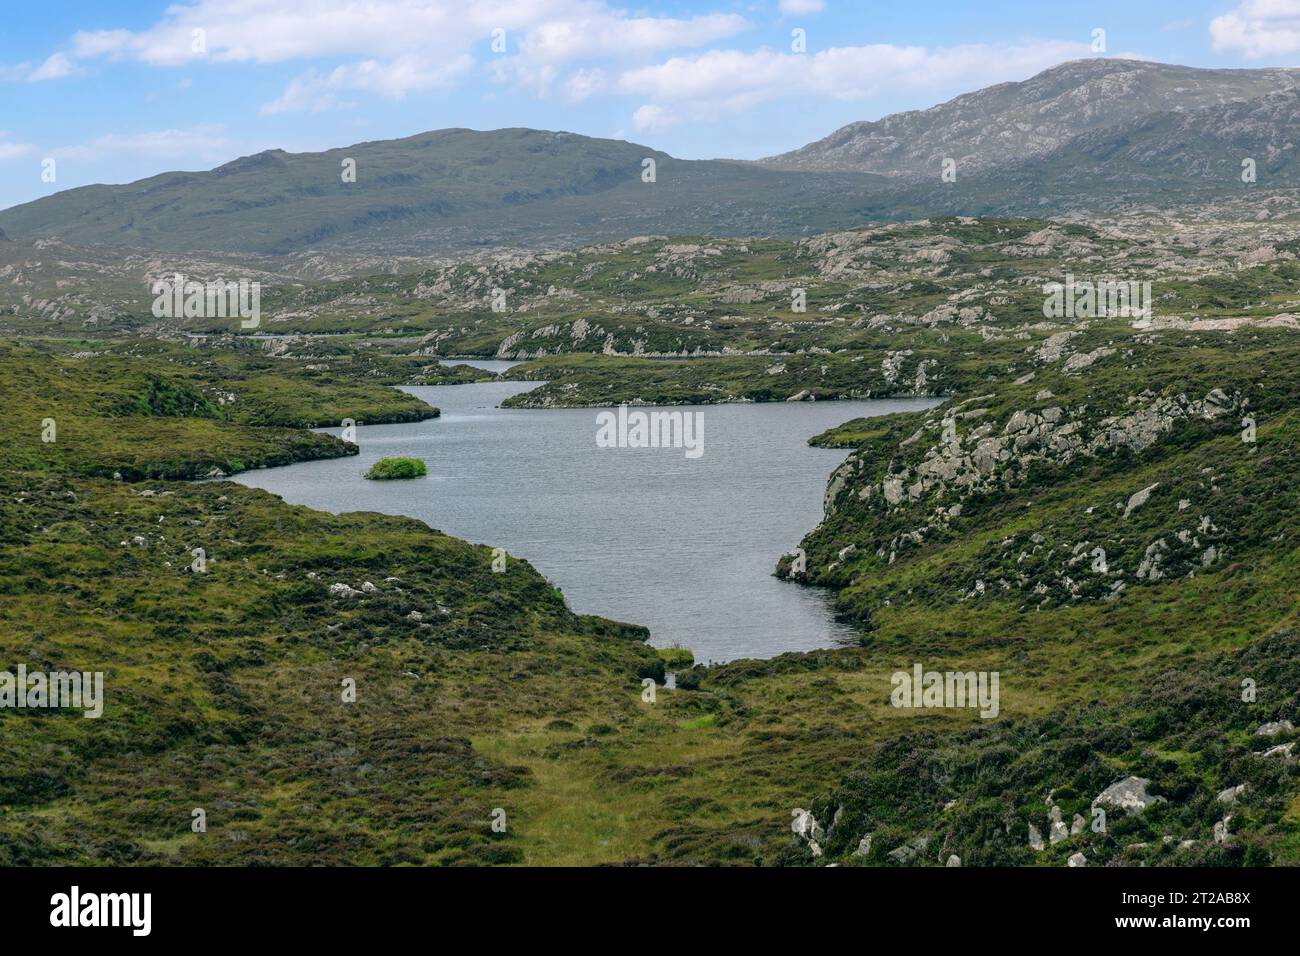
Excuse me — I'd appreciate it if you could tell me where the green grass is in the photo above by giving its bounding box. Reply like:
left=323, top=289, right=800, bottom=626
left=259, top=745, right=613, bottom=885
left=3, top=214, right=1300, bottom=867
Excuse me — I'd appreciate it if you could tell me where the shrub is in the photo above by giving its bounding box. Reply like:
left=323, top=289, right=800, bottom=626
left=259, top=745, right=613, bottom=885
left=365, top=457, right=427, bottom=480
left=657, top=644, right=695, bottom=669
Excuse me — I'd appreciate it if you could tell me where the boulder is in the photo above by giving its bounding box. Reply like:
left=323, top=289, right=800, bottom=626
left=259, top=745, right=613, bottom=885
left=1256, top=741, right=1296, bottom=762
left=1067, top=852, right=1087, bottom=868
left=1216, top=784, right=1246, bottom=805
left=1028, top=823, right=1045, bottom=851
left=887, top=835, right=929, bottom=864
left=790, top=808, right=824, bottom=857
left=1048, top=805, right=1069, bottom=845
left=1092, top=776, right=1165, bottom=816
left=1123, top=482, right=1159, bottom=518
left=1256, top=720, right=1294, bottom=736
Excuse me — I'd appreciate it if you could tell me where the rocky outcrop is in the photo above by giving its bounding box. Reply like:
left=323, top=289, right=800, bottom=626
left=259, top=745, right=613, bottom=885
left=1256, top=720, right=1294, bottom=736
left=1048, top=805, right=1069, bottom=845
left=886, top=835, right=929, bottom=864
left=1028, top=823, right=1045, bottom=851
left=1217, top=784, right=1246, bottom=804
left=791, top=808, right=824, bottom=856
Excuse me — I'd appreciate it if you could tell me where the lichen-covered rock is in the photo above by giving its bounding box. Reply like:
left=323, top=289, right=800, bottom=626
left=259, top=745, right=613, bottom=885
left=1217, top=784, right=1246, bottom=805
left=1048, top=805, right=1069, bottom=844
left=1256, top=720, right=1294, bottom=736
left=1122, top=482, right=1159, bottom=519
left=887, top=835, right=929, bottom=864
left=1092, top=776, right=1165, bottom=816
left=791, top=808, right=824, bottom=856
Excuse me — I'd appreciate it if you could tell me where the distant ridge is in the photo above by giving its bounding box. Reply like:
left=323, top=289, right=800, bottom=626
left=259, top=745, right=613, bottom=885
left=0, top=128, right=887, bottom=256
left=6, top=60, right=1300, bottom=256
left=762, top=59, right=1300, bottom=177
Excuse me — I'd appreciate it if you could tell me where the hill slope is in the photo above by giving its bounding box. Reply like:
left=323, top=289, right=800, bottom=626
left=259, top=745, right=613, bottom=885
left=0, top=128, right=887, bottom=256
left=763, top=59, right=1300, bottom=177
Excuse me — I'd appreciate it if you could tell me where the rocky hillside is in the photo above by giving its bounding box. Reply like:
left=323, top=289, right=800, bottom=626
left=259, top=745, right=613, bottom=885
left=764, top=59, right=1300, bottom=177
left=3, top=207, right=1298, bottom=866
left=764, top=325, right=1300, bottom=866
left=9, top=60, right=1300, bottom=257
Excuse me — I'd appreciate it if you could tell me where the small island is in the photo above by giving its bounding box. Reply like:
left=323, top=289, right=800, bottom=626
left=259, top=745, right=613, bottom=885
left=364, top=457, right=427, bottom=480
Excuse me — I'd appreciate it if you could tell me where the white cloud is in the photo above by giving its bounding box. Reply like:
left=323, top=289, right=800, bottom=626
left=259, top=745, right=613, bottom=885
left=0, top=141, right=38, bottom=160
left=484, top=10, right=746, bottom=98
left=778, top=0, right=826, bottom=14
left=51, top=125, right=242, bottom=164
left=1, top=52, right=76, bottom=83
left=1211, top=0, right=1300, bottom=57
left=60, top=0, right=750, bottom=111
left=28, top=53, right=75, bottom=81
left=631, top=104, right=680, bottom=131
left=72, top=0, right=485, bottom=66
left=563, top=67, right=606, bottom=102
left=618, top=39, right=1101, bottom=123
left=66, top=0, right=744, bottom=67
left=263, top=54, right=474, bottom=113
left=515, top=12, right=748, bottom=62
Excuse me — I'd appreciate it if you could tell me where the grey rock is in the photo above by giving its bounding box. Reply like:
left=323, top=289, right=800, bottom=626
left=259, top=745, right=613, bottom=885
left=1216, top=784, right=1246, bottom=805
left=791, top=808, right=824, bottom=849
left=887, top=835, right=929, bottom=864
left=1092, top=776, right=1166, bottom=816
left=1029, top=823, right=1045, bottom=851
left=1123, top=482, right=1159, bottom=518
left=1256, top=720, right=1294, bottom=736
left=1048, top=805, right=1068, bottom=844
left=1256, top=741, right=1296, bottom=762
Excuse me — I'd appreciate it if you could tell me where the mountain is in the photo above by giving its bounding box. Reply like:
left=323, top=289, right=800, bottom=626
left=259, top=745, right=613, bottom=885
left=6, top=60, right=1300, bottom=259
left=763, top=59, right=1300, bottom=177
left=839, top=85, right=1300, bottom=220
left=0, top=128, right=887, bottom=256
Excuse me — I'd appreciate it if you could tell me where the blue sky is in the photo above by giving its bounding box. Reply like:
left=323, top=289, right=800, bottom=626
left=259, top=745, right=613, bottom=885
left=1, top=0, right=1297, bottom=210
